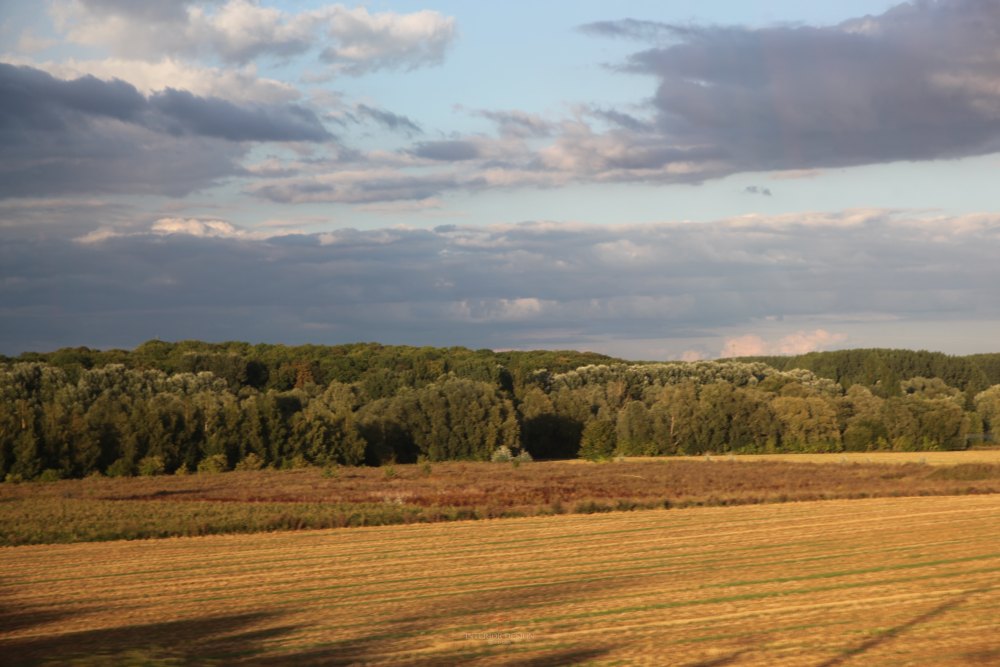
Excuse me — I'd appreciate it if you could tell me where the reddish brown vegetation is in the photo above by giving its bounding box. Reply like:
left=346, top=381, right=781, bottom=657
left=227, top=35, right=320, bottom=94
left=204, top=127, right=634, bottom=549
left=12, top=459, right=1000, bottom=509
left=4, top=458, right=1000, bottom=545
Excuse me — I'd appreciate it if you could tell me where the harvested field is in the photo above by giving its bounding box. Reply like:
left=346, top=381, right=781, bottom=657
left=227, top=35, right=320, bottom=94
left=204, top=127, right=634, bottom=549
left=5, top=457, right=1000, bottom=545
left=2, top=494, right=999, bottom=665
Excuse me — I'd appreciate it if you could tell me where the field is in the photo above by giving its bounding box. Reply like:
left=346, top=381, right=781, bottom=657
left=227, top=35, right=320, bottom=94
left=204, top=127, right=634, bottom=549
left=4, top=452, right=1000, bottom=545
left=2, top=494, right=999, bottom=665
left=663, top=450, right=1000, bottom=466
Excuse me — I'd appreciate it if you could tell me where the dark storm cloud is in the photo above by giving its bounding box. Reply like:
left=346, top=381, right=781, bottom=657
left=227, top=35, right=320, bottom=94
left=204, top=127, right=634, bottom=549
left=0, top=63, right=146, bottom=128
left=4, top=211, right=1000, bottom=354
left=149, top=88, right=331, bottom=141
left=0, top=63, right=330, bottom=198
left=579, top=0, right=1000, bottom=173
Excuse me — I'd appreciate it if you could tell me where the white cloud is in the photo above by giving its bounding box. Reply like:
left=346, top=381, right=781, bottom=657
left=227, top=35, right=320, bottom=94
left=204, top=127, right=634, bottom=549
left=74, top=226, right=127, bottom=245
left=15, top=29, right=57, bottom=54
left=776, top=329, right=848, bottom=355
left=719, top=334, right=769, bottom=358
left=74, top=217, right=294, bottom=244
left=320, top=6, right=456, bottom=75
left=48, top=0, right=457, bottom=73
left=721, top=329, right=848, bottom=358
left=151, top=217, right=243, bottom=238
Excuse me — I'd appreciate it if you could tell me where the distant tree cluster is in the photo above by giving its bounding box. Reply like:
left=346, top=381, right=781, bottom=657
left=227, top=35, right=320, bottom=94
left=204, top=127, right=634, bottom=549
left=737, top=348, right=999, bottom=398
left=1, top=342, right=997, bottom=479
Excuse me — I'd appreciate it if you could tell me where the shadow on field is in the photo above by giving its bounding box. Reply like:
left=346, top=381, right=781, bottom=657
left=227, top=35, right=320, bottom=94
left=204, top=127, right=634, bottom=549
left=684, top=649, right=749, bottom=667
left=247, top=572, right=629, bottom=666
left=0, top=609, right=299, bottom=666
left=0, top=598, right=84, bottom=636
left=816, top=586, right=991, bottom=667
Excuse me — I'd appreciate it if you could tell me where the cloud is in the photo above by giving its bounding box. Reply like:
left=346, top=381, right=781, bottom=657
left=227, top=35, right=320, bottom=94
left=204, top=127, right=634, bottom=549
left=51, top=1, right=457, bottom=73
left=248, top=168, right=470, bottom=204
left=774, top=329, right=848, bottom=355
left=473, top=109, right=553, bottom=139
left=74, top=217, right=290, bottom=244
left=355, top=104, right=422, bottom=135
left=52, top=0, right=317, bottom=64
left=11, top=1, right=1000, bottom=209
left=584, top=107, right=655, bottom=133
left=719, top=334, right=769, bottom=358
left=15, top=29, right=58, bottom=54
left=720, top=329, right=847, bottom=357
left=148, top=88, right=330, bottom=141
left=0, top=62, right=329, bottom=198
left=578, top=18, right=689, bottom=42
left=318, top=6, right=456, bottom=75
left=412, top=140, right=480, bottom=162
left=588, top=1, right=1000, bottom=173
left=234, top=0, right=1000, bottom=203
left=150, top=217, right=244, bottom=238
left=6, top=56, right=301, bottom=104
left=0, top=62, right=329, bottom=141
left=5, top=209, right=1000, bottom=355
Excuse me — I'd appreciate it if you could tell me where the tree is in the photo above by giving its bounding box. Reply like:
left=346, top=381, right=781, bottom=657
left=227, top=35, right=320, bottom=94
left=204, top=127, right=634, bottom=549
left=578, top=419, right=616, bottom=461
left=361, top=377, right=519, bottom=463
left=519, top=387, right=580, bottom=459
left=974, top=385, right=1000, bottom=441
left=771, top=395, right=842, bottom=452
left=842, top=418, right=888, bottom=452
left=292, top=395, right=365, bottom=466
left=650, top=382, right=699, bottom=455
left=616, top=401, right=654, bottom=455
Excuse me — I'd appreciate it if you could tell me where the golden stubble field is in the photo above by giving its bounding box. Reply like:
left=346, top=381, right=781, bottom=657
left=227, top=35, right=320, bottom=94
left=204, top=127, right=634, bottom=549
left=2, top=494, right=1000, bottom=666
left=629, top=449, right=1000, bottom=466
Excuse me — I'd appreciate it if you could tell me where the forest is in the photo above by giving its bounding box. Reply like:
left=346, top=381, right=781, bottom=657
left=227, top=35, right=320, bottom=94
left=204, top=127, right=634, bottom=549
left=3, top=340, right=1000, bottom=481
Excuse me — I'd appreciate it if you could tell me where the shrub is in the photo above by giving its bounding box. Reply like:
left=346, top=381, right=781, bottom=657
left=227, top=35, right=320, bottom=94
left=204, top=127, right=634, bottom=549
left=283, top=455, right=309, bottom=470
left=492, top=446, right=532, bottom=464
left=491, top=445, right=514, bottom=462
left=138, top=456, right=166, bottom=477
left=235, top=453, right=265, bottom=471
left=197, top=454, right=228, bottom=474
left=106, top=458, right=135, bottom=478
left=37, top=469, right=63, bottom=482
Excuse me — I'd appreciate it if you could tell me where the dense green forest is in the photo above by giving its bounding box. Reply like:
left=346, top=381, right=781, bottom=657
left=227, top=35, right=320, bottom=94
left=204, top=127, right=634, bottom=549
left=737, top=348, right=1000, bottom=397
left=3, top=341, right=1000, bottom=481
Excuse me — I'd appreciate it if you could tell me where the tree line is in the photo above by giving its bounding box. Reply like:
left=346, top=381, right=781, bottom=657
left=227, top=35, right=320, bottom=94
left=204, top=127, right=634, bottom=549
left=2, top=342, right=1000, bottom=480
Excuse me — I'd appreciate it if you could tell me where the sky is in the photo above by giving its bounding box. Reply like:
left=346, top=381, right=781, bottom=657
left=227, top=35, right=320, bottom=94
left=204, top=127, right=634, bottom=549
left=2, top=0, right=1000, bottom=360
